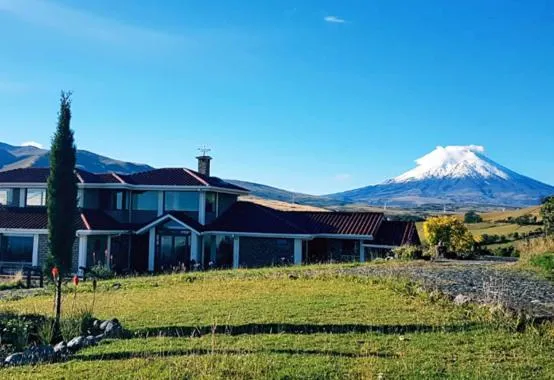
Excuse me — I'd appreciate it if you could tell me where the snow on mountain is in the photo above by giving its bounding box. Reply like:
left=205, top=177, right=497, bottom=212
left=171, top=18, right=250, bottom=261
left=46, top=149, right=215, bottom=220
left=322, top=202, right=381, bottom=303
left=388, top=145, right=510, bottom=182
left=329, top=145, right=554, bottom=207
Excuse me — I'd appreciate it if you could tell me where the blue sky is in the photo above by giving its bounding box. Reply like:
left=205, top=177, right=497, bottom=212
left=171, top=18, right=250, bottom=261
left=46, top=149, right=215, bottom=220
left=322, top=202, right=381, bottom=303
left=0, top=0, right=553, bottom=195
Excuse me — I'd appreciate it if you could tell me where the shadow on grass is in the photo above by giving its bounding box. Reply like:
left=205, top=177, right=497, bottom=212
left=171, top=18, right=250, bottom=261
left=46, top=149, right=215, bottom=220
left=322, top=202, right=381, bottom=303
left=132, top=322, right=481, bottom=338
left=76, top=347, right=398, bottom=362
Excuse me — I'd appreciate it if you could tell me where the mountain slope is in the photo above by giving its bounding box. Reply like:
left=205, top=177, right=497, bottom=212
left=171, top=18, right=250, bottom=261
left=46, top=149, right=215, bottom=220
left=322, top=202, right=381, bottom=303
left=226, top=180, right=338, bottom=207
left=0, top=142, right=152, bottom=174
left=328, top=146, right=554, bottom=207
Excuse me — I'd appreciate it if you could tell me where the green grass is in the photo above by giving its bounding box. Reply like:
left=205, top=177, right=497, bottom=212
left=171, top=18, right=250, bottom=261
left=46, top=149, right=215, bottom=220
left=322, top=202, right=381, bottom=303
left=1, top=265, right=553, bottom=379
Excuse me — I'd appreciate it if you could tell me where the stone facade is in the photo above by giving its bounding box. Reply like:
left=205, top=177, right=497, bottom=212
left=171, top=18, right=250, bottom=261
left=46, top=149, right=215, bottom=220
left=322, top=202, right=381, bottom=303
left=240, top=237, right=294, bottom=267
left=37, top=234, right=80, bottom=273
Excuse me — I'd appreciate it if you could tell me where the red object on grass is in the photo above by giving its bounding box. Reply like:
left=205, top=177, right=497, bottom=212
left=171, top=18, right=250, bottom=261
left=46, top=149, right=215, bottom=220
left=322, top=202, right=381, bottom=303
left=51, top=267, right=59, bottom=279
left=73, top=275, right=79, bottom=286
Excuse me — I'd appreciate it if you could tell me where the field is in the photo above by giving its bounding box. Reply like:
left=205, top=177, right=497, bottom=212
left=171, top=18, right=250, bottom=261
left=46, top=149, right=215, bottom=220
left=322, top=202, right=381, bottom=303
left=1, top=264, right=553, bottom=379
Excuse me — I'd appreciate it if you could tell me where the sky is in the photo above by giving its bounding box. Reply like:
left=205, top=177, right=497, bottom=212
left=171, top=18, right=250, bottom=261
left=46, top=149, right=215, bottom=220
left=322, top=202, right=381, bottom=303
left=0, top=0, right=553, bottom=195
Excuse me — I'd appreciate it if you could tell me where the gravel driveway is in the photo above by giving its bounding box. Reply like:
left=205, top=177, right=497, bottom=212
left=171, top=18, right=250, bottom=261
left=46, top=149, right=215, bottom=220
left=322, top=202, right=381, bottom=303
left=340, top=260, right=554, bottom=320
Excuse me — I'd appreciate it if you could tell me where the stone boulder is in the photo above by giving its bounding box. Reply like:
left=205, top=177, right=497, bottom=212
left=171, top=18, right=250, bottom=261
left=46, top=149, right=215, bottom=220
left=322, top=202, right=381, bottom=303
left=67, top=336, right=86, bottom=353
left=454, top=294, right=471, bottom=306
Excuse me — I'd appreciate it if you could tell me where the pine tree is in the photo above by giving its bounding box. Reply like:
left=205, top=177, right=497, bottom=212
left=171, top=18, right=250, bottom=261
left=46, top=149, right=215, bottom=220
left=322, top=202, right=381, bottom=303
left=47, top=91, right=78, bottom=343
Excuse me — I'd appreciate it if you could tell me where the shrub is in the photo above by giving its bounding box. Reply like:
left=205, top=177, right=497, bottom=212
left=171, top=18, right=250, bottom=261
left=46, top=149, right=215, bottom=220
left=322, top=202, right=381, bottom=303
left=530, top=253, right=554, bottom=278
left=0, top=316, right=32, bottom=351
left=60, top=310, right=95, bottom=341
left=492, top=246, right=519, bottom=258
left=392, top=245, right=423, bottom=260
left=88, top=264, right=115, bottom=279
left=464, top=211, right=482, bottom=224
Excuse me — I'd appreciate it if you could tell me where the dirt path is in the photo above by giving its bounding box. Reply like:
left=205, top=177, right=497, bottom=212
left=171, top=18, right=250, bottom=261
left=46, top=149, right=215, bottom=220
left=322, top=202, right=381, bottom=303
left=340, top=261, right=554, bottom=320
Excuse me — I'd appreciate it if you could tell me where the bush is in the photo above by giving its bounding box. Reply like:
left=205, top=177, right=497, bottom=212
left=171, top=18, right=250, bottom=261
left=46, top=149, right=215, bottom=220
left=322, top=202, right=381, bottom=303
left=492, top=246, right=519, bottom=258
left=88, top=264, right=115, bottom=279
left=530, top=253, right=554, bottom=278
left=392, top=245, right=423, bottom=260
left=60, top=310, right=95, bottom=341
left=464, top=211, right=482, bottom=224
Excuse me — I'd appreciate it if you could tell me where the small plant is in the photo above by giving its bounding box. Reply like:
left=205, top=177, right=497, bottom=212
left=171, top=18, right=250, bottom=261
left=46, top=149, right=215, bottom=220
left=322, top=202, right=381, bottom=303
left=88, top=264, right=115, bottom=279
left=37, top=319, right=55, bottom=345
left=530, top=253, right=554, bottom=279
left=60, top=309, right=95, bottom=341
left=0, top=317, right=31, bottom=351
left=392, top=245, right=423, bottom=260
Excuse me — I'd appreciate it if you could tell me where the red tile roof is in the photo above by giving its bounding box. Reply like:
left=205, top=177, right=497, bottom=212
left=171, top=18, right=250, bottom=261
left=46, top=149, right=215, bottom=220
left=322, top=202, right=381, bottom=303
left=0, top=167, right=246, bottom=191
left=207, top=202, right=384, bottom=237
left=372, top=221, right=421, bottom=246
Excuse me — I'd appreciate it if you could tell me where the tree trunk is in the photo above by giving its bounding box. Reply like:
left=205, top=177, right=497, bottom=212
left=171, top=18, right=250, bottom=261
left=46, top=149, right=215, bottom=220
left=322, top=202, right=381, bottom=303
left=51, top=277, right=63, bottom=344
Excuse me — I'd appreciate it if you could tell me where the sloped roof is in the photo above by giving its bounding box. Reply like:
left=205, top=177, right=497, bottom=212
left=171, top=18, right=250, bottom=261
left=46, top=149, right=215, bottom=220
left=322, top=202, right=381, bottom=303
left=0, top=167, right=246, bottom=191
left=0, top=207, right=129, bottom=231
left=372, top=221, right=421, bottom=246
left=207, top=202, right=384, bottom=236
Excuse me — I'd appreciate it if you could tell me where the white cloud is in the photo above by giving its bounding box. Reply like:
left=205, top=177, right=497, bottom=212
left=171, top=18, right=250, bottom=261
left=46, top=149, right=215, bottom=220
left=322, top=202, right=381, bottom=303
left=0, top=0, right=185, bottom=50
left=324, top=16, right=346, bottom=24
left=21, top=141, right=43, bottom=149
left=334, top=173, right=352, bottom=181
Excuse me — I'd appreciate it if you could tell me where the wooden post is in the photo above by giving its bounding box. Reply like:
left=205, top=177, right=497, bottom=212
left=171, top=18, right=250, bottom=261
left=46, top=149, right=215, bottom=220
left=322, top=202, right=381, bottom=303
left=26, top=269, right=31, bottom=289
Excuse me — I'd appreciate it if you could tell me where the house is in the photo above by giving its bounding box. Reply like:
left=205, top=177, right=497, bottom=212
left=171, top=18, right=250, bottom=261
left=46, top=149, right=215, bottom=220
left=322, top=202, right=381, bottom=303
left=0, top=155, right=420, bottom=274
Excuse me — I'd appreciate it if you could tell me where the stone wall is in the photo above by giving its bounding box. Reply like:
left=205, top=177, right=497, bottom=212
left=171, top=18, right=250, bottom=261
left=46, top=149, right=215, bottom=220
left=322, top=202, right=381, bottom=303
left=37, top=234, right=79, bottom=273
left=239, top=237, right=294, bottom=267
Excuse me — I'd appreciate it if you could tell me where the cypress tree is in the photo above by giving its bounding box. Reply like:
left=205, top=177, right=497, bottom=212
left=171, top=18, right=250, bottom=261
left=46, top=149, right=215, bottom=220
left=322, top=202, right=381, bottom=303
left=47, top=91, right=78, bottom=342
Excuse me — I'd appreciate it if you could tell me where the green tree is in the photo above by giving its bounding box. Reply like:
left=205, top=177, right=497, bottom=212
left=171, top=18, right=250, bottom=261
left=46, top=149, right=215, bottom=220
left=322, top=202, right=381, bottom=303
left=463, top=211, right=482, bottom=224
left=47, top=91, right=78, bottom=343
left=541, top=196, right=554, bottom=236
left=423, top=216, right=475, bottom=254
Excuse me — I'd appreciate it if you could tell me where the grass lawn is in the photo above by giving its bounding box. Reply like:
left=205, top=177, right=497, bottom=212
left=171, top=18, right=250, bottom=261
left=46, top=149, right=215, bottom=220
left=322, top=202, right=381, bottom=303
left=1, top=265, right=553, bottom=379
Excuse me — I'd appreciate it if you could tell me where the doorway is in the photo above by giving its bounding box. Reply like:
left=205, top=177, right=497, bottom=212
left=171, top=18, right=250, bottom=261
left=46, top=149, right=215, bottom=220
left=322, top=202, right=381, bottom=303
left=156, top=232, right=190, bottom=271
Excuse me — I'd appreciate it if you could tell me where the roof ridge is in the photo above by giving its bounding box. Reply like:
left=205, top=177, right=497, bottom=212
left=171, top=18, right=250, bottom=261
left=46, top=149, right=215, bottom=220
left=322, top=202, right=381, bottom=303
left=251, top=203, right=309, bottom=234
left=80, top=213, right=91, bottom=230
left=182, top=168, right=209, bottom=186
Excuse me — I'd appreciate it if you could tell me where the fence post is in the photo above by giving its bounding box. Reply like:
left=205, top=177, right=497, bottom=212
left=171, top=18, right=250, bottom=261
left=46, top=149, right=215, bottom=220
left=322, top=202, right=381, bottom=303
left=39, top=270, right=44, bottom=288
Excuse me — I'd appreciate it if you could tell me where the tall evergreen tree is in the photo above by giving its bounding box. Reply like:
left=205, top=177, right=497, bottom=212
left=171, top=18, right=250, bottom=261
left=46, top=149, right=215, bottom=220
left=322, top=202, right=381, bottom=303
left=47, top=91, right=77, bottom=342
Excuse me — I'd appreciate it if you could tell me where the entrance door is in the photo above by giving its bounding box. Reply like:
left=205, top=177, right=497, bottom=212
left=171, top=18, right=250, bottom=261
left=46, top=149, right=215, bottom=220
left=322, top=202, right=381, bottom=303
left=157, top=233, right=190, bottom=271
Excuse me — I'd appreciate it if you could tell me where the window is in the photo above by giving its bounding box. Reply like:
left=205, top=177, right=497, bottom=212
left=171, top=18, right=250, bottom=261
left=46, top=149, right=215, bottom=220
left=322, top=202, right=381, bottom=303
left=0, top=189, right=13, bottom=206
left=218, top=193, right=238, bottom=216
left=26, top=189, right=46, bottom=206
left=206, top=192, right=216, bottom=213
left=111, top=191, right=128, bottom=210
left=131, top=191, right=158, bottom=211
left=164, top=192, right=199, bottom=211
left=0, top=235, right=33, bottom=262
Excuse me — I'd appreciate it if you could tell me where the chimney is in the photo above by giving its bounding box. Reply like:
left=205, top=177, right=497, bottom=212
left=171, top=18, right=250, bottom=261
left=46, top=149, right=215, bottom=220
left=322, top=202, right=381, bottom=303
left=196, top=155, right=212, bottom=177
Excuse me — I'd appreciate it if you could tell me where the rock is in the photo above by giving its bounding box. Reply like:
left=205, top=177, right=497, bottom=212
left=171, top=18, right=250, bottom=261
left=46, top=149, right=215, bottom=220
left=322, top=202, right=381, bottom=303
left=103, top=320, right=123, bottom=338
left=112, top=283, right=121, bottom=290
left=25, top=345, right=55, bottom=363
left=67, top=336, right=86, bottom=352
left=53, top=341, right=67, bottom=353
left=92, top=318, right=102, bottom=329
left=85, top=335, right=98, bottom=346
left=454, top=294, right=471, bottom=306
left=94, top=333, right=105, bottom=341
left=4, top=352, right=25, bottom=366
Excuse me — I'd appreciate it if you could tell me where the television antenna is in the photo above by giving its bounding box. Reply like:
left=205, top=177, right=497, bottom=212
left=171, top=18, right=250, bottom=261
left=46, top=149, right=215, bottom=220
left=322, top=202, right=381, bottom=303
left=198, top=145, right=211, bottom=156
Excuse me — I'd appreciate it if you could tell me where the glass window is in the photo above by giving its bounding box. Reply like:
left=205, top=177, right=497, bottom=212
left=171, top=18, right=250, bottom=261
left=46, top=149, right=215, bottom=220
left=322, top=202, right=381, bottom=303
left=111, top=191, right=128, bottom=210
left=0, top=235, right=33, bottom=262
left=0, top=189, right=13, bottom=206
left=218, top=193, right=238, bottom=216
left=26, top=189, right=46, bottom=206
left=164, top=192, right=199, bottom=212
left=131, top=191, right=158, bottom=211
left=206, top=192, right=216, bottom=213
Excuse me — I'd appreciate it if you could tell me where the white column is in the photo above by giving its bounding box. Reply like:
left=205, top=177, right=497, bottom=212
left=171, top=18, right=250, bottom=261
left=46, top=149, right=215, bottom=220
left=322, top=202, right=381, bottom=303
left=232, top=236, right=240, bottom=269
left=293, top=239, right=302, bottom=265
left=148, top=228, right=156, bottom=272
left=78, top=235, right=88, bottom=274
left=32, top=234, right=39, bottom=267
left=198, top=192, right=206, bottom=225
left=157, top=191, right=164, bottom=216
left=359, top=240, right=365, bottom=262
left=190, top=233, right=200, bottom=263
left=106, top=236, right=112, bottom=268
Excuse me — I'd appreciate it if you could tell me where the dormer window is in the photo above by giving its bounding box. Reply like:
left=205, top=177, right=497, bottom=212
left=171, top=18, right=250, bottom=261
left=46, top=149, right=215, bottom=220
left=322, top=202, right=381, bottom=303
left=26, top=189, right=47, bottom=207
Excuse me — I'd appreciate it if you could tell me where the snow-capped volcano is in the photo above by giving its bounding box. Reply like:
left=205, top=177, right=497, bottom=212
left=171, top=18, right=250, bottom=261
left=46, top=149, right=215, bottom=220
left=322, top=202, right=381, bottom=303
left=329, top=145, right=554, bottom=207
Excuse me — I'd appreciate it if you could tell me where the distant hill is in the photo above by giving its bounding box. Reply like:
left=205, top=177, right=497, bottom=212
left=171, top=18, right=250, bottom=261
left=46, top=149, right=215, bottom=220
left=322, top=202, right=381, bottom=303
left=0, top=142, right=153, bottom=174
left=225, top=179, right=339, bottom=207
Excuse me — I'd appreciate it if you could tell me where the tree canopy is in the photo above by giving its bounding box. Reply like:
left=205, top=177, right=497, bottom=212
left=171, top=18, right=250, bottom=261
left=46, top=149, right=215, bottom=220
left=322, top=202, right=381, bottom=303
left=423, top=216, right=475, bottom=253
left=541, top=196, right=554, bottom=236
